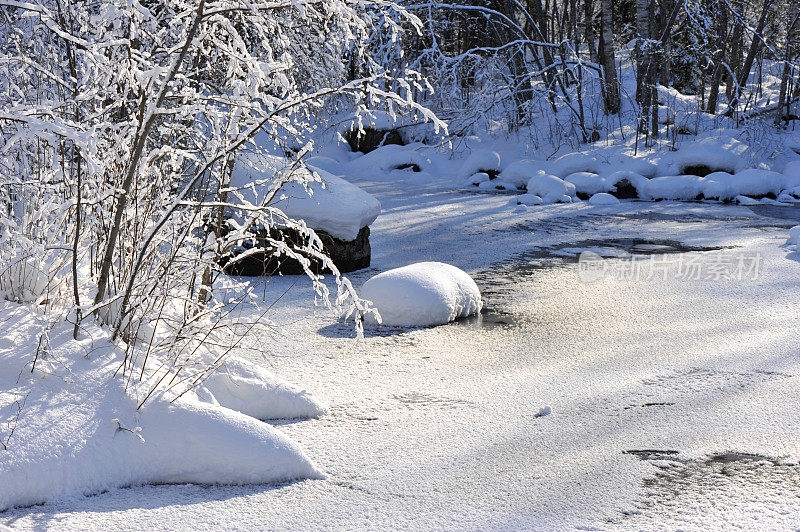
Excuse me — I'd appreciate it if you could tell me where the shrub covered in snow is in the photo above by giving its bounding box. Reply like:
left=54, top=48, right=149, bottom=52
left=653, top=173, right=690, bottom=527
left=361, top=262, right=482, bottom=327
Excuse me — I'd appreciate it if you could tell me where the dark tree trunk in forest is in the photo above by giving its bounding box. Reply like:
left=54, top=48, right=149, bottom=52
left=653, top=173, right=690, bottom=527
left=599, top=0, right=620, bottom=113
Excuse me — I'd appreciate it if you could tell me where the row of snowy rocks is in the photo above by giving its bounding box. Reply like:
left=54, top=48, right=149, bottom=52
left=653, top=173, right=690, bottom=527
left=460, top=139, right=800, bottom=206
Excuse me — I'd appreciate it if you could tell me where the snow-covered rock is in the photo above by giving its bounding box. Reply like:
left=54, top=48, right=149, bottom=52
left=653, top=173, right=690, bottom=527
left=526, top=174, right=576, bottom=203
left=588, top=193, right=621, bottom=206
left=788, top=226, right=800, bottom=246
left=465, top=172, right=491, bottom=186
left=605, top=170, right=650, bottom=198
left=458, top=150, right=501, bottom=180
left=549, top=153, right=600, bottom=178
left=516, top=193, right=544, bottom=206
left=735, top=195, right=761, bottom=205
left=703, top=169, right=787, bottom=200
left=600, top=157, right=658, bottom=179
left=361, top=262, right=482, bottom=327
left=783, top=161, right=800, bottom=186
left=565, top=172, right=612, bottom=196
left=499, top=160, right=551, bottom=189
left=640, top=175, right=704, bottom=201
left=346, top=144, right=433, bottom=177
left=658, top=135, right=750, bottom=176
left=231, top=155, right=380, bottom=241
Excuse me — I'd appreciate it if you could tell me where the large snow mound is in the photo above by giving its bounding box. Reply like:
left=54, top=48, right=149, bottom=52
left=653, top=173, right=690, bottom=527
left=499, top=160, right=551, bottom=189
left=0, top=304, right=323, bottom=511
left=658, top=135, right=750, bottom=176
left=458, top=150, right=501, bottom=180
left=231, top=154, right=380, bottom=241
left=588, top=192, right=620, bottom=206
left=526, top=174, right=576, bottom=203
left=788, top=226, right=800, bottom=247
left=361, top=262, right=482, bottom=327
left=565, top=172, right=613, bottom=195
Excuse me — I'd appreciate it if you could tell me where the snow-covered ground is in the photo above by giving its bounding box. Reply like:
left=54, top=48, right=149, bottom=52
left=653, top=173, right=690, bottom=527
left=4, top=165, right=800, bottom=530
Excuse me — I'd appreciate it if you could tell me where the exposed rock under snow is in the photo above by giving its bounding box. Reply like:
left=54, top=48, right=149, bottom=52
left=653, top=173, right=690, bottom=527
left=361, top=262, right=482, bottom=327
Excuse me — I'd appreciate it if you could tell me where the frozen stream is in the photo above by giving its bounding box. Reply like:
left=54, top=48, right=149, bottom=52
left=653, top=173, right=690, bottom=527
left=4, top=179, right=800, bottom=530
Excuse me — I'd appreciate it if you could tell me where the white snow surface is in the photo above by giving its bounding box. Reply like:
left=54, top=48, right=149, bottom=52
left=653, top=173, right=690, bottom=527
left=0, top=308, right=324, bottom=512
left=360, top=262, right=482, bottom=327
left=565, top=172, right=613, bottom=195
left=526, top=173, right=576, bottom=203
left=788, top=225, right=800, bottom=247
left=588, top=192, right=621, bottom=205
left=230, top=155, right=380, bottom=241
left=658, top=134, right=750, bottom=175
left=197, top=357, right=328, bottom=420
left=457, top=150, right=501, bottom=180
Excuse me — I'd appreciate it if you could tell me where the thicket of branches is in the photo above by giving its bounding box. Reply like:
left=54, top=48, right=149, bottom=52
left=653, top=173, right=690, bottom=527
left=0, top=0, right=436, bottom=403
left=0, top=0, right=797, bottom=401
left=385, top=0, right=799, bottom=146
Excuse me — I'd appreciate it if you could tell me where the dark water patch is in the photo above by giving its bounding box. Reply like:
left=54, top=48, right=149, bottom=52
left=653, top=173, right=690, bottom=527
left=609, top=450, right=800, bottom=526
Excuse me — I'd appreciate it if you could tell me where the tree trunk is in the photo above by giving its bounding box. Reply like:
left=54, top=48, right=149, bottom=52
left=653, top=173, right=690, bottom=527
left=599, top=0, right=620, bottom=113
left=726, top=0, right=772, bottom=115
left=584, top=0, right=597, bottom=62
left=775, top=3, right=800, bottom=125
left=706, top=0, right=728, bottom=113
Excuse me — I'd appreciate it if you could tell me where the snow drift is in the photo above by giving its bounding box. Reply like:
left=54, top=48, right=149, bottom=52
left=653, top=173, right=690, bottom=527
left=0, top=303, right=324, bottom=511
left=361, top=262, right=483, bottom=327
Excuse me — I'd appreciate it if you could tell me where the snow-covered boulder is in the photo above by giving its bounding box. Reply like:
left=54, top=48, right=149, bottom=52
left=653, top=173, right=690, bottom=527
left=605, top=170, right=650, bottom=199
left=516, top=193, right=544, bottom=206
left=549, top=152, right=601, bottom=178
left=458, top=150, right=501, bottom=180
left=588, top=192, right=621, bottom=206
left=465, top=172, right=491, bottom=186
left=499, top=159, right=552, bottom=189
left=787, top=226, right=800, bottom=247
left=231, top=155, right=380, bottom=242
left=225, top=155, right=380, bottom=274
left=640, top=175, right=704, bottom=201
left=565, top=172, right=612, bottom=197
left=702, top=169, right=787, bottom=200
left=361, top=262, right=482, bottom=327
left=346, top=143, right=436, bottom=178
left=600, top=156, right=658, bottom=179
left=658, top=135, right=749, bottom=176
left=526, top=174, right=576, bottom=203
left=783, top=161, right=800, bottom=187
